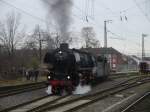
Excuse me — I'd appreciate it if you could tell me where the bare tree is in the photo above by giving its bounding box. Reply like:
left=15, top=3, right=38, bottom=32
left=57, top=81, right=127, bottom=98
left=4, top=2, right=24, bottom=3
left=29, top=24, right=44, bottom=62
left=23, top=40, right=38, bottom=56
left=44, top=31, right=72, bottom=49
left=30, top=25, right=57, bottom=61
left=44, top=31, right=59, bottom=49
left=81, top=27, right=100, bottom=48
left=0, top=12, right=25, bottom=56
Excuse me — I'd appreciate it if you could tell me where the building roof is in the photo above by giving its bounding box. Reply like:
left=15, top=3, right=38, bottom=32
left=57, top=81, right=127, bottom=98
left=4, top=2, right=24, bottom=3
left=143, top=57, right=150, bottom=61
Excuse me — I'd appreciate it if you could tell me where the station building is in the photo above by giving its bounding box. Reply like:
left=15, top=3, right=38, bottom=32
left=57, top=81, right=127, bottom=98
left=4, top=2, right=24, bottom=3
left=81, top=47, right=138, bottom=72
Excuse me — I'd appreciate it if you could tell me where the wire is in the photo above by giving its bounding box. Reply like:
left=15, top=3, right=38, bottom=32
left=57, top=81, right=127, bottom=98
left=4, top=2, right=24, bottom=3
left=96, top=1, right=145, bottom=36
left=73, top=8, right=143, bottom=54
left=73, top=4, right=129, bottom=44
left=133, top=0, right=150, bottom=23
left=0, top=0, right=56, bottom=28
left=91, top=0, right=95, bottom=18
left=107, top=30, right=125, bottom=40
left=73, top=4, right=94, bottom=22
left=73, top=1, right=142, bottom=38
left=1, top=0, right=144, bottom=50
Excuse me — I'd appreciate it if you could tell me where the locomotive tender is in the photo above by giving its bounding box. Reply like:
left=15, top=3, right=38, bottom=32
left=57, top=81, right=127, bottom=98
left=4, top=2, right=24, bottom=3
left=139, top=61, right=150, bottom=74
left=44, top=43, right=110, bottom=94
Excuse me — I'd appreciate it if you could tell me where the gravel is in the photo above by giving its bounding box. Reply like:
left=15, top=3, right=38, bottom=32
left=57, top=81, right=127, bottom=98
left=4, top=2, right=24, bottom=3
left=0, top=88, right=48, bottom=110
left=87, top=77, right=135, bottom=95
left=0, top=76, right=138, bottom=111
left=75, top=81, right=150, bottom=112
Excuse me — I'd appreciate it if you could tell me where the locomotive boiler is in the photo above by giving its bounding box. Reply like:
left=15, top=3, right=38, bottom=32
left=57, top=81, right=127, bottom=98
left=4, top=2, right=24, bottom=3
left=44, top=43, right=109, bottom=94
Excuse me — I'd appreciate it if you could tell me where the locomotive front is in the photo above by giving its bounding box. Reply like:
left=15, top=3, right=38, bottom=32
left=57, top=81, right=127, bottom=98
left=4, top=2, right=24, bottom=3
left=44, top=44, right=76, bottom=94
left=44, top=44, right=110, bottom=95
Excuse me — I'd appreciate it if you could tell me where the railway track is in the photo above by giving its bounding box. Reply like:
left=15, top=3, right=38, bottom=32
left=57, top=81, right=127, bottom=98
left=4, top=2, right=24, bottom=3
left=1, top=76, right=147, bottom=112
left=0, top=71, right=139, bottom=98
left=111, top=71, right=138, bottom=75
left=0, top=95, right=70, bottom=112
left=121, top=92, right=150, bottom=112
left=40, top=77, right=150, bottom=112
left=0, top=81, right=46, bottom=98
left=110, top=71, right=139, bottom=79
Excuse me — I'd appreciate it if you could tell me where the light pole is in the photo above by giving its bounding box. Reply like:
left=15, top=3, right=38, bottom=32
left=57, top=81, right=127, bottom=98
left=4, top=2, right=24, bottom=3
left=104, top=20, right=112, bottom=48
left=142, top=34, right=147, bottom=60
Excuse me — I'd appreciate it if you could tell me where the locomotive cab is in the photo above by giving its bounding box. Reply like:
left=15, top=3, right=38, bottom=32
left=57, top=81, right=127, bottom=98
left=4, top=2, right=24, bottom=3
left=96, top=56, right=110, bottom=79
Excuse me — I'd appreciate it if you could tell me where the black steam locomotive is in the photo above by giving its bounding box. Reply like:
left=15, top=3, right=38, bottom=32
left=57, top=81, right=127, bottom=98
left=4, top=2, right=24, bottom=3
left=44, top=43, right=110, bottom=94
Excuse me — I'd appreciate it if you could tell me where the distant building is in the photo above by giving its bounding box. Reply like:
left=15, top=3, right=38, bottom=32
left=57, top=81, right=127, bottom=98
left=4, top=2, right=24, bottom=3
left=143, top=57, right=150, bottom=61
left=81, top=47, right=138, bottom=72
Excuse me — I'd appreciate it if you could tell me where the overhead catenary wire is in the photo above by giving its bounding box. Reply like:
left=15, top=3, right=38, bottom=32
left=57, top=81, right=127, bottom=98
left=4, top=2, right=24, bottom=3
left=0, top=0, right=57, bottom=29
left=73, top=1, right=143, bottom=39
left=73, top=1, right=146, bottom=54
left=133, top=0, right=150, bottom=23
left=72, top=12, right=130, bottom=48
left=73, top=4, right=130, bottom=50
left=98, top=0, right=146, bottom=18
left=1, top=0, right=147, bottom=49
left=94, top=0, right=149, bottom=38
left=91, top=0, right=95, bottom=19
left=107, top=30, right=125, bottom=40
left=97, top=1, right=144, bottom=35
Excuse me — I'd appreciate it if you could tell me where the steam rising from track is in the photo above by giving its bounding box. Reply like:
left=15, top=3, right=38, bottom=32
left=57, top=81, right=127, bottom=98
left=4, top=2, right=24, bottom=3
left=42, top=0, right=73, bottom=40
left=46, top=84, right=91, bottom=95
left=46, top=85, right=52, bottom=95
left=73, top=84, right=91, bottom=94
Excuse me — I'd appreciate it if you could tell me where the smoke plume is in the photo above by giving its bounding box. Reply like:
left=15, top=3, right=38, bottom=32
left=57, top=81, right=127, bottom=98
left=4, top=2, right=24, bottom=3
left=42, top=0, right=73, bottom=41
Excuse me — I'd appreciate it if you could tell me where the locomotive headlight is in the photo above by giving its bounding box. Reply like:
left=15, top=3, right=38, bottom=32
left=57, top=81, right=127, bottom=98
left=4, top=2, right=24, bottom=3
left=67, top=76, right=71, bottom=79
left=59, top=51, right=62, bottom=54
left=48, top=75, right=51, bottom=79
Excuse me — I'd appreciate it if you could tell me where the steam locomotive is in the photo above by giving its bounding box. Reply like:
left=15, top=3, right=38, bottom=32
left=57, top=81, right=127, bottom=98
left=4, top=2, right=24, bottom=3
left=44, top=43, right=110, bottom=94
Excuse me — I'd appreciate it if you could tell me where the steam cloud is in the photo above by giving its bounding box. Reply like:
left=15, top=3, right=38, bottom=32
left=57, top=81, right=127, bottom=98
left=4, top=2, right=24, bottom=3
left=73, top=84, right=91, bottom=94
left=42, top=0, right=73, bottom=41
left=46, top=85, right=52, bottom=95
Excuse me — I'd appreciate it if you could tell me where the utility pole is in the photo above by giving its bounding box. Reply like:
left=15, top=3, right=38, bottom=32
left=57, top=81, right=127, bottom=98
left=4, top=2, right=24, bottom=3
left=39, top=39, right=47, bottom=63
left=142, top=34, right=147, bottom=60
left=104, top=20, right=112, bottom=48
left=39, top=32, right=42, bottom=63
left=104, top=21, right=107, bottom=48
left=39, top=34, right=47, bottom=63
left=142, top=35, right=144, bottom=60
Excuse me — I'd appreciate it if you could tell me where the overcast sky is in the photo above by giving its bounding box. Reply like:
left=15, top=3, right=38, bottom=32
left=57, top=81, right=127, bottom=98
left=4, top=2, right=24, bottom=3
left=0, top=0, right=150, bottom=56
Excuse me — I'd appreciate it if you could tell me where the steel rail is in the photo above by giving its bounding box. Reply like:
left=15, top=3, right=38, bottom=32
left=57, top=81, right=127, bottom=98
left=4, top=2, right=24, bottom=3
left=64, top=78, right=150, bottom=112
left=2, top=76, right=147, bottom=112
left=0, top=82, right=46, bottom=98
left=29, top=77, right=143, bottom=112
left=1, top=77, right=138, bottom=112
left=121, top=92, right=150, bottom=112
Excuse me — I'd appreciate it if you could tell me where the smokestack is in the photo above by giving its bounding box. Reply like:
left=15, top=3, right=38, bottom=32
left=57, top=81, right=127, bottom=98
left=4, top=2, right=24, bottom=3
left=60, top=43, right=69, bottom=50
left=42, top=0, right=73, bottom=40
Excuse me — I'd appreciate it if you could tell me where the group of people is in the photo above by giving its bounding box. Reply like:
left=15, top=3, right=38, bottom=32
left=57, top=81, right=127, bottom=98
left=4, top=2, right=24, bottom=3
left=25, top=69, right=39, bottom=81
